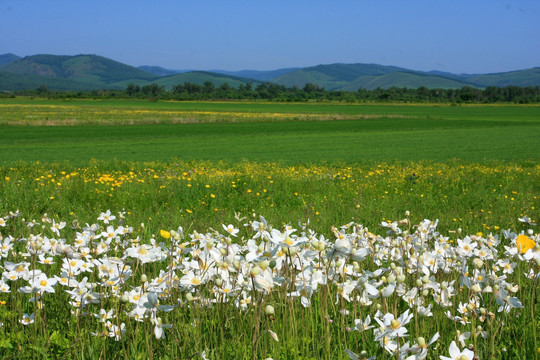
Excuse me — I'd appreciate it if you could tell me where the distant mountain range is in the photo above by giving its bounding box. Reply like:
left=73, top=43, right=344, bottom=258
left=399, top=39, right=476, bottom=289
left=0, top=53, right=539, bottom=92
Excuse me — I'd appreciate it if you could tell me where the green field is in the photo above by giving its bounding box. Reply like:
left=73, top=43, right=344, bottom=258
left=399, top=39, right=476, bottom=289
left=1, top=99, right=539, bottom=163
left=0, top=99, right=539, bottom=359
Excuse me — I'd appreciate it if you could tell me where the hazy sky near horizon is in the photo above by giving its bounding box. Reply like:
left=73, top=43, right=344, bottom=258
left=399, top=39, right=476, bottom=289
left=1, top=0, right=539, bottom=74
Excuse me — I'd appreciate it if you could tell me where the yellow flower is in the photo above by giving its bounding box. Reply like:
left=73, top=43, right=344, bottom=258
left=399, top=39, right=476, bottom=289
left=160, top=230, right=171, bottom=239
left=516, top=234, right=535, bottom=254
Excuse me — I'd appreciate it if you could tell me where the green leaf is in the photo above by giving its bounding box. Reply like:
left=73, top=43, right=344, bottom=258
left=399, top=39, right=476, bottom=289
left=50, top=330, right=70, bottom=349
left=0, top=337, right=13, bottom=349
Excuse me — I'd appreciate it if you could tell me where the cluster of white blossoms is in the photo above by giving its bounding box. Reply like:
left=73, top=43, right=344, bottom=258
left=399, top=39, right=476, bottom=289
left=0, top=210, right=538, bottom=359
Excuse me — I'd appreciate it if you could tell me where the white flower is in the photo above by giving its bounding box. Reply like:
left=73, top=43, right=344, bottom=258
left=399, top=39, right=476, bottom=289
left=223, top=224, right=239, bottom=237
left=374, top=309, right=413, bottom=340
left=439, top=340, right=474, bottom=360
left=518, top=216, right=536, bottom=226
left=20, top=313, right=35, bottom=325
left=353, top=314, right=374, bottom=331
left=20, top=273, right=57, bottom=294
left=457, top=237, right=477, bottom=257
left=51, top=219, right=66, bottom=237
left=153, top=316, right=172, bottom=339
left=98, top=210, right=116, bottom=224
left=94, top=308, right=115, bottom=323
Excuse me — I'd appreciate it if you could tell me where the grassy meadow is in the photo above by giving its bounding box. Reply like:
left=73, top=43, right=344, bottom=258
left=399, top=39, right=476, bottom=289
left=0, top=98, right=539, bottom=163
left=0, top=98, right=539, bottom=359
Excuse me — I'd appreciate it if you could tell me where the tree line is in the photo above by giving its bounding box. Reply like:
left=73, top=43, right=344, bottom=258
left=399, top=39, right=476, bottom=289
left=7, top=81, right=540, bottom=103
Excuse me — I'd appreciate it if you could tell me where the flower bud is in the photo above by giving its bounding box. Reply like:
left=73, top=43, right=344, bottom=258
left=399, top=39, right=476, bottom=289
left=417, top=336, right=426, bottom=347
left=473, top=258, right=484, bottom=269
left=259, top=260, right=270, bottom=270
left=441, top=281, right=448, bottom=290
left=140, top=274, right=148, bottom=283
left=287, top=247, right=298, bottom=256
left=265, top=305, right=275, bottom=316
left=250, top=266, right=261, bottom=276
left=214, top=278, right=223, bottom=287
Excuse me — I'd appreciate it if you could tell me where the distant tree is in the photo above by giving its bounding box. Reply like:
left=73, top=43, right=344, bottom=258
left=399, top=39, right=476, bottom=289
left=183, top=82, right=202, bottom=94
left=125, top=83, right=141, bottom=97
left=303, top=83, right=323, bottom=93
left=36, top=84, right=49, bottom=96
left=218, top=83, right=231, bottom=91
left=142, top=83, right=164, bottom=97
left=202, top=81, right=215, bottom=94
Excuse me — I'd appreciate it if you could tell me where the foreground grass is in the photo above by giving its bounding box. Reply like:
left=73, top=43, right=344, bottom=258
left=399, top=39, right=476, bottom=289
left=1, top=160, right=538, bottom=235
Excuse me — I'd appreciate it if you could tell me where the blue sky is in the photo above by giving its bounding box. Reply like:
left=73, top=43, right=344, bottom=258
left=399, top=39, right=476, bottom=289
left=1, top=0, right=539, bottom=74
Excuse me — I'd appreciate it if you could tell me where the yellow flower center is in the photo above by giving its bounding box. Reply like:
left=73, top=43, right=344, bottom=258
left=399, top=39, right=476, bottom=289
left=390, top=319, right=401, bottom=329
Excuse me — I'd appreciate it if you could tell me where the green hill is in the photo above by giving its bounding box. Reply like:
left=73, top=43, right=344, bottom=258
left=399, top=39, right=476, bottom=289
left=467, top=68, right=540, bottom=87
left=272, top=63, right=540, bottom=90
left=110, top=71, right=262, bottom=90
left=0, top=53, right=21, bottom=66
left=212, top=68, right=299, bottom=82
left=0, top=54, right=157, bottom=88
left=0, top=71, right=96, bottom=91
left=273, top=63, right=410, bottom=90
left=154, top=71, right=263, bottom=89
left=1, top=53, right=538, bottom=92
left=271, top=69, right=345, bottom=90
left=138, top=65, right=182, bottom=77
left=342, top=71, right=471, bottom=90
